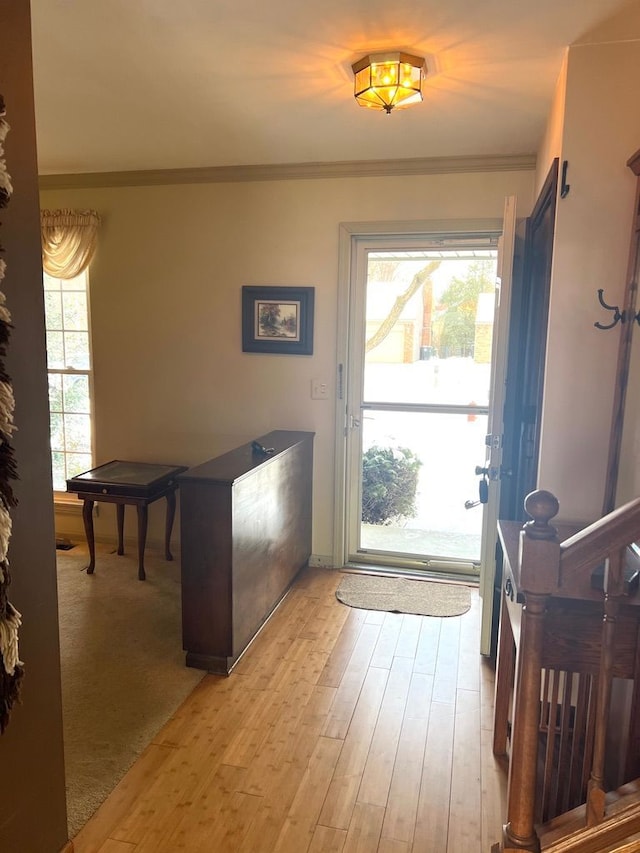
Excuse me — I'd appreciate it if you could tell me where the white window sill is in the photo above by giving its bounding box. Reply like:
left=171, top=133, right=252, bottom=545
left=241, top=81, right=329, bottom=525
left=53, top=493, right=99, bottom=515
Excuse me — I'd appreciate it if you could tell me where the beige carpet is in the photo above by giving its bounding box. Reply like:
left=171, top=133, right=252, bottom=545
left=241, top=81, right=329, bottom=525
left=56, top=544, right=205, bottom=838
left=336, top=573, right=472, bottom=617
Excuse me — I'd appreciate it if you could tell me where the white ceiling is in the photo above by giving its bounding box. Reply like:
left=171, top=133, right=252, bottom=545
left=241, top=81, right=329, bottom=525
left=30, top=0, right=633, bottom=176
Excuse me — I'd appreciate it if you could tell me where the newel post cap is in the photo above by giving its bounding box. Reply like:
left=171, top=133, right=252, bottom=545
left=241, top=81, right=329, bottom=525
left=519, top=490, right=561, bottom=593
left=523, top=489, right=560, bottom=540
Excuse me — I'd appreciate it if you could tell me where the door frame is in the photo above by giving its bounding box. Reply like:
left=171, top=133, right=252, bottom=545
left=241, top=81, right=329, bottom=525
left=478, top=196, right=517, bottom=654
left=333, top=218, right=503, bottom=569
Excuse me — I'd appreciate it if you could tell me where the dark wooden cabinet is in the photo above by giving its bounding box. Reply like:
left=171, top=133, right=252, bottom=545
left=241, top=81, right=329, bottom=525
left=179, top=430, right=314, bottom=674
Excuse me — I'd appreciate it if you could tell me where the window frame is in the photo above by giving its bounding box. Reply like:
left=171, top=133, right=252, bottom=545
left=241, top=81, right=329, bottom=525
left=43, top=268, right=95, bottom=495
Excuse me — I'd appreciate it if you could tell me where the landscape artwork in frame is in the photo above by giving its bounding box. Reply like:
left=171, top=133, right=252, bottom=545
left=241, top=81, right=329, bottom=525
left=242, top=286, right=314, bottom=354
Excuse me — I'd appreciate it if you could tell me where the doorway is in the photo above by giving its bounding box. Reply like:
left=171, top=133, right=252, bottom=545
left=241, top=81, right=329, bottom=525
left=334, top=217, right=514, bottom=583
left=350, top=241, right=499, bottom=576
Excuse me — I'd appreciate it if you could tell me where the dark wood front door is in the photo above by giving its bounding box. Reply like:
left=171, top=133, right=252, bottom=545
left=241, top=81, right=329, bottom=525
left=501, top=159, right=559, bottom=521
left=487, top=162, right=559, bottom=660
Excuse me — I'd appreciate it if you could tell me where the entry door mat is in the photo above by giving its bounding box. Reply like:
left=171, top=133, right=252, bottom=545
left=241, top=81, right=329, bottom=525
left=336, top=573, right=471, bottom=618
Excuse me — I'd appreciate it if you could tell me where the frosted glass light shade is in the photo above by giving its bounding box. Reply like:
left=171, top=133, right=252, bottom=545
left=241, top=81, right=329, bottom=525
left=352, top=52, right=426, bottom=114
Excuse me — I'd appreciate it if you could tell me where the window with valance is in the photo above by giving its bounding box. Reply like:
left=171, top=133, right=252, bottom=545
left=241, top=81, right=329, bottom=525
left=41, top=209, right=100, bottom=490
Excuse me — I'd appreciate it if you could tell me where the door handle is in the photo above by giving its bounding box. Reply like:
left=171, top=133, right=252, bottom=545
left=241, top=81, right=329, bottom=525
left=349, top=415, right=361, bottom=429
left=471, top=464, right=490, bottom=506
left=465, top=479, right=489, bottom=509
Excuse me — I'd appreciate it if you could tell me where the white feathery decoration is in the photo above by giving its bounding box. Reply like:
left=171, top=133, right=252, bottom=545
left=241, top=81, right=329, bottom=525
left=0, top=119, right=12, bottom=196
left=0, top=506, right=12, bottom=562
left=0, top=96, right=22, bottom=731
left=0, top=288, right=11, bottom=324
left=0, top=169, right=12, bottom=197
left=0, top=604, right=22, bottom=675
left=0, top=381, right=16, bottom=439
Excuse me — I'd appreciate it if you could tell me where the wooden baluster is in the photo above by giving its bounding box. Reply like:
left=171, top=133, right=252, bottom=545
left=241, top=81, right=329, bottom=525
left=586, top=545, right=625, bottom=827
left=502, top=490, right=560, bottom=853
left=541, top=668, right=560, bottom=822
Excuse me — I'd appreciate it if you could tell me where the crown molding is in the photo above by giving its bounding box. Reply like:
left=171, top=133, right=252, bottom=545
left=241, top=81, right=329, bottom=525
left=38, top=153, right=536, bottom=191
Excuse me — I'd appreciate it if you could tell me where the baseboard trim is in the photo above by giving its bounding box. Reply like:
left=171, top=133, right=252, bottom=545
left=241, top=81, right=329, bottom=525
left=309, top=554, right=337, bottom=569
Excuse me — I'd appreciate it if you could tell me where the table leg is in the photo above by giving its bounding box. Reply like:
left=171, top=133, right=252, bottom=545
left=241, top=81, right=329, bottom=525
left=116, top=504, right=125, bottom=555
left=82, top=499, right=96, bottom=574
left=165, top=489, right=176, bottom=561
left=136, top=503, right=148, bottom=581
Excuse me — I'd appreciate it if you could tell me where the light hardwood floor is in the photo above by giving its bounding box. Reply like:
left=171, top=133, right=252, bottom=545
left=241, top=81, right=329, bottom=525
left=71, top=567, right=507, bottom=852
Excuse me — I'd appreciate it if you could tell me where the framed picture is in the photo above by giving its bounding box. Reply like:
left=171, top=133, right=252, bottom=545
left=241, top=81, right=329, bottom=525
left=242, top=286, right=315, bottom=355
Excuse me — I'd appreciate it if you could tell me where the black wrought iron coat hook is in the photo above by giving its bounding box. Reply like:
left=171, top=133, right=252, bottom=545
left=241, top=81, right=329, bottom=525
left=595, top=289, right=625, bottom=330
left=594, top=288, right=640, bottom=330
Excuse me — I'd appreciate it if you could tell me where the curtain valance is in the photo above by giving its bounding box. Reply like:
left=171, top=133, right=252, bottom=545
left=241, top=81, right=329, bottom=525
left=41, top=208, right=101, bottom=279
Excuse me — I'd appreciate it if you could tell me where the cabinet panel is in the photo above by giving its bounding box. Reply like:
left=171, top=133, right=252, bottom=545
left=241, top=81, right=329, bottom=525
left=179, top=430, right=314, bottom=673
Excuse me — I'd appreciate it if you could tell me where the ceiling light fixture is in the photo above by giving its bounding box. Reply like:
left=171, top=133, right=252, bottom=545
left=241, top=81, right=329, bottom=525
left=352, top=51, right=427, bottom=114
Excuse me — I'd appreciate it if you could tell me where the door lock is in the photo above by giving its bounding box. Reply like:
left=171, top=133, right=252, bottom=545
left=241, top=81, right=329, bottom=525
left=475, top=464, right=499, bottom=481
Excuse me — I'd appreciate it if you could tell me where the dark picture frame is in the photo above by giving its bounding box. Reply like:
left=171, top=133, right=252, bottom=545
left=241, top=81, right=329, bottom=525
left=242, top=286, right=315, bottom=355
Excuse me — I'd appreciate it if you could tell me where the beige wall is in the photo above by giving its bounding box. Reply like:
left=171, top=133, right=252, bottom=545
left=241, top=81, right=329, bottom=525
left=535, top=52, right=567, bottom=197
left=0, top=2, right=68, bottom=851
left=44, top=169, right=535, bottom=561
left=538, top=15, right=640, bottom=521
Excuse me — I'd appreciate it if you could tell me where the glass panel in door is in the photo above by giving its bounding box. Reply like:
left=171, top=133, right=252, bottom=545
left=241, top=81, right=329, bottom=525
left=356, top=250, right=498, bottom=569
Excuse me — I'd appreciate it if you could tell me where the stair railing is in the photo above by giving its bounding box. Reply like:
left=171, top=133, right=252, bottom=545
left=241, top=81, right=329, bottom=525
left=497, top=489, right=640, bottom=853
